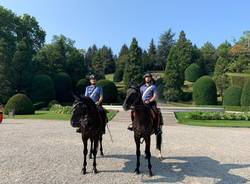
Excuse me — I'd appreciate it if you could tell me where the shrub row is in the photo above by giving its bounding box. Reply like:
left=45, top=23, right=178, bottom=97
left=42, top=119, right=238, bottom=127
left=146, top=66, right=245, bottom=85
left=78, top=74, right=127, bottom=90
left=50, top=104, right=73, bottom=114
left=187, top=111, right=250, bottom=121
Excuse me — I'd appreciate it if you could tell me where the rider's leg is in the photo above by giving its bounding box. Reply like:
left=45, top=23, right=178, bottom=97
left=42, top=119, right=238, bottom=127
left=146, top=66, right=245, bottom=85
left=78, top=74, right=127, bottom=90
left=152, top=105, right=162, bottom=135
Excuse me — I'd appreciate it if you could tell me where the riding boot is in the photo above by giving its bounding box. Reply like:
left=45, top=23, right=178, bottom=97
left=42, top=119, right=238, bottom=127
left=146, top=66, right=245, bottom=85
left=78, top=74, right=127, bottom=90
left=154, top=113, right=162, bottom=135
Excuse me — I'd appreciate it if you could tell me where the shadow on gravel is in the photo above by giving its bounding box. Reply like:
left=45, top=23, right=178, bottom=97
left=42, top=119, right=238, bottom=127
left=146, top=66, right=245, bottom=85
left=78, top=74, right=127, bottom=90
left=104, top=154, right=250, bottom=184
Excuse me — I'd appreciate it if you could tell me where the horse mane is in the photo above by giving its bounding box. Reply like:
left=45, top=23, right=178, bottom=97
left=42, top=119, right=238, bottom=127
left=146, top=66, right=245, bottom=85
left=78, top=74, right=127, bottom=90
left=81, top=96, right=99, bottom=115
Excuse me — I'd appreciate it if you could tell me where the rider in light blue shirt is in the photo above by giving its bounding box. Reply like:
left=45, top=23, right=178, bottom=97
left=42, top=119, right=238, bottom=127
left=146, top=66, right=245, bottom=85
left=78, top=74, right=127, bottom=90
left=85, top=80, right=103, bottom=104
left=76, top=74, right=107, bottom=133
left=128, top=73, right=162, bottom=135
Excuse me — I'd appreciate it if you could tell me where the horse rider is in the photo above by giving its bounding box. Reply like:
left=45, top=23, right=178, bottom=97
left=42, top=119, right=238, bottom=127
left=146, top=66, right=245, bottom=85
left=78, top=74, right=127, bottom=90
left=76, top=74, right=107, bottom=133
left=128, top=73, right=163, bottom=135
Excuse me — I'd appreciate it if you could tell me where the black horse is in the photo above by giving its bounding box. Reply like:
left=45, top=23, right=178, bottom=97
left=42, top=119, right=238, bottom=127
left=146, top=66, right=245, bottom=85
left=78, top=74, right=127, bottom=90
left=71, top=95, right=104, bottom=174
left=123, top=83, right=162, bottom=177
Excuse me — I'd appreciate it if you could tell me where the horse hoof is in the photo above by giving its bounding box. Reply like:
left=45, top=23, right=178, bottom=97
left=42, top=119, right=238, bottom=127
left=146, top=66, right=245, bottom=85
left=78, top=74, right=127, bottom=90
left=149, top=170, right=153, bottom=177
left=134, top=168, right=140, bottom=175
left=100, top=152, right=104, bottom=157
left=89, top=155, right=92, bottom=159
left=93, top=168, right=98, bottom=174
left=158, top=156, right=163, bottom=161
left=82, top=168, right=87, bottom=175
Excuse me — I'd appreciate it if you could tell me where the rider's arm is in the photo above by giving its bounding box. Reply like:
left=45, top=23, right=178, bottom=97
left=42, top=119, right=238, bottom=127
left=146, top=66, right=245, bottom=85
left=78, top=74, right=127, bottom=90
left=96, top=87, right=103, bottom=105
left=84, top=87, right=88, bottom=96
left=149, top=85, right=157, bottom=102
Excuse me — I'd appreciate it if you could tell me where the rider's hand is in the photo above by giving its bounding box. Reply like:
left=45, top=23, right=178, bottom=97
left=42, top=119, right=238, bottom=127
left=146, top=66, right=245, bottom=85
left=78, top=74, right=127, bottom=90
left=145, top=100, right=150, bottom=104
left=95, top=102, right=99, bottom=106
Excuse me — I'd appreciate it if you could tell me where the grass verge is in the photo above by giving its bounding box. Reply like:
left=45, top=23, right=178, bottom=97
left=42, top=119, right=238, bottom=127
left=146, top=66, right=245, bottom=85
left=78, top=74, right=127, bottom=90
left=5, top=110, right=118, bottom=121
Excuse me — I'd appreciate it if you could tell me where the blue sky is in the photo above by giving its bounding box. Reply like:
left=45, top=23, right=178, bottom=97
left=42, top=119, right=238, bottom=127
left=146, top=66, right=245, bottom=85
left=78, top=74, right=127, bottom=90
left=1, top=0, right=249, bottom=54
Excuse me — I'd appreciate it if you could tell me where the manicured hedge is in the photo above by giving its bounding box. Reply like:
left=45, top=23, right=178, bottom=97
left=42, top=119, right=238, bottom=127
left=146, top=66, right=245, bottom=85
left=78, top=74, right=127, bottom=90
left=31, top=74, right=55, bottom=103
left=97, top=79, right=117, bottom=103
left=185, top=111, right=250, bottom=121
left=185, top=63, right=202, bottom=82
left=223, top=86, right=242, bottom=106
left=4, top=94, right=35, bottom=115
left=193, top=76, right=217, bottom=105
left=54, top=72, right=73, bottom=102
left=75, top=79, right=89, bottom=95
left=241, top=78, right=250, bottom=108
left=50, top=104, right=72, bottom=114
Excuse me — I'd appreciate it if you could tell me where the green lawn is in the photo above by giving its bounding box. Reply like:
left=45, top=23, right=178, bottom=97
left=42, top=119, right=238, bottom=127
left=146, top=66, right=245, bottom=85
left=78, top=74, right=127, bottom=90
left=176, top=112, right=250, bottom=128
left=6, top=110, right=118, bottom=121
left=227, top=72, right=250, bottom=77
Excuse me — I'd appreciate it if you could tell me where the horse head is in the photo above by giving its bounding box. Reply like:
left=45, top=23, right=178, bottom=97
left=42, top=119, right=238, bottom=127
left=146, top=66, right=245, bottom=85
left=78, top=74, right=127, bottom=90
left=71, top=94, right=88, bottom=127
left=123, top=82, right=142, bottom=111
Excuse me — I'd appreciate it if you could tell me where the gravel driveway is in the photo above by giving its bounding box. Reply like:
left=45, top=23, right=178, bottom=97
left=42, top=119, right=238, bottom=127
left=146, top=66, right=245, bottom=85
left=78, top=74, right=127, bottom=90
left=0, top=111, right=250, bottom=184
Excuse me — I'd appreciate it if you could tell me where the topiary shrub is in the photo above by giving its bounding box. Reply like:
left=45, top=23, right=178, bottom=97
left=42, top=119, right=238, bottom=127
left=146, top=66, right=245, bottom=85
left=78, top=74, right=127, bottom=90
left=75, top=79, right=89, bottom=95
left=193, top=76, right=217, bottom=105
left=54, top=72, right=73, bottom=103
left=185, top=63, right=202, bottom=82
left=4, top=94, right=35, bottom=115
left=48, top=100, right=59, bottom=108
left=223, top=86, right=242, bottom=106
left=31, top=74, right=55, bottom=103
left=97, top=79, right=118, bottom=103
left=241, top=78, right=250, bottom=109
left=113, top=69, right=123, bottom=82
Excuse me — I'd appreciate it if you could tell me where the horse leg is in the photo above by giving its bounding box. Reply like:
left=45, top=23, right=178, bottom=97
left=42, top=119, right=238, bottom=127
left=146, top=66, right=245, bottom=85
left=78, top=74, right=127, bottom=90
left=156, top=128, right=163, bottom=160
left=89, top=138, right=93, bottom=159
left=82, top=138, right=88, bottom=175
left=100, top=134, right=104, bottom=156
left=92, top=138, right=99, bottom=174
left=145, top=136, right=153, bottom=177
left=134, top=135, right=140, bottom=174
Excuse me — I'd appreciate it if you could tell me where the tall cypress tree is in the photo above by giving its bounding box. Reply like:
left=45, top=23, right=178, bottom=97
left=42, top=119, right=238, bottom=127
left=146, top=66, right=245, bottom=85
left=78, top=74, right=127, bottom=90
left=92, top=50, right=105, bottom=80
left=163, top=46, right=182, bottom=101
left=85, top=44, right=98, bottom=72
left=157, top=29, right=175, bottom=70
left=113, top=44, right=129, bottom=82
left=176, top=31, right=193, bottom=85
left=200, top=42, right=217, bottom=74
left=100, top=46, right=115, bottom=74
left=123, top=38, right=143, bottom=87
left=146, top=39, right=157, bottom=71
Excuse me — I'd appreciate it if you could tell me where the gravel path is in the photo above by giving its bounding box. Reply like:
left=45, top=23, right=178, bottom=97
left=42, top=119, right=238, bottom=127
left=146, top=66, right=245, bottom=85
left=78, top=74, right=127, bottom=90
left=0, top=111, right=250, bottom=184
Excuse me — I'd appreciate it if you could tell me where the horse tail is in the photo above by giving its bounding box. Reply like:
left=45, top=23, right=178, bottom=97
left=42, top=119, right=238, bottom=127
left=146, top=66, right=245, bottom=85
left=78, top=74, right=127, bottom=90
left=156, top=132, right=162, bottom=151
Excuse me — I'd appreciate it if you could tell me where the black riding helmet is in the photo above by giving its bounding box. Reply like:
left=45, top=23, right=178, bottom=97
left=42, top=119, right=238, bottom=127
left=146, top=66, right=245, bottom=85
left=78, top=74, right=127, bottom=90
left=89, top=74, right=96, bottom=80
left=141, top=72, right=155, bottom=85
left=143, top=73, right=153, bottom=78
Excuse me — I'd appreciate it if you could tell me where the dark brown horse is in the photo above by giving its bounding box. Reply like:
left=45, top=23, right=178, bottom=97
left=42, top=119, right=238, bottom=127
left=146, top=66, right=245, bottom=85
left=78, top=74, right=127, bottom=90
left=71, top=95, right=104, bottom=174
left=123, top=83, right=162, bottom=177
